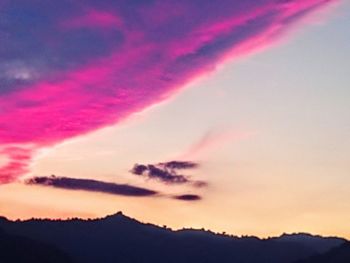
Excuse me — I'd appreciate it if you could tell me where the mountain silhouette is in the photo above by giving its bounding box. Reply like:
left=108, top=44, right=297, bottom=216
left=0, top=212, right=347, bottom=263
left=271, top=232, right=346, bottom=254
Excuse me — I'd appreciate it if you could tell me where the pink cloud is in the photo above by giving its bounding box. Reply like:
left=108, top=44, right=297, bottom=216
left=0, top=146, right=35, bottom=183
left=0, top=0, right=336, bottom=183
left=179, top=129, right=256, bottom=161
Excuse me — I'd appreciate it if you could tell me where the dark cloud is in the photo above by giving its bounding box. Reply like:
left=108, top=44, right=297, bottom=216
left=26, top=175, right=157, bottom=197
left=130, top=160, right=202, bottom=185
left=130, top=164, right=148, bottom=175
left=148, top=164, right=189, bottom=183
left=173, top=194, right=202, bottom=201
left=131, top=163, right=189, bottom=184
left=158, top=161, right=198, bottom=170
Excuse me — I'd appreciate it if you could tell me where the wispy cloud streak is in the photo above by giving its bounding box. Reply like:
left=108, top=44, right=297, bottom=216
left=26, top=175, right=158, bottom=197
left=180, top=129, right=256, bottom=160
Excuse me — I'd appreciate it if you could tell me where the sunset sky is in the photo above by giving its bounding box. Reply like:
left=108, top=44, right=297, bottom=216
left=0, top=0, right=349, bottom=239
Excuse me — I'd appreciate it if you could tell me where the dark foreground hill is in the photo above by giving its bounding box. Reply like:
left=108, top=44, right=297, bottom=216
left=296, top=242, right=350, bottom=263
left=0, top=227, right=73, bottom=263
left=0, top=212, right=347, bottom=263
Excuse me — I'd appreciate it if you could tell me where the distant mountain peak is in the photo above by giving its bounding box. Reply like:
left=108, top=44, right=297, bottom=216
left=104, top=211, right=124, bottom=218
left=277, top=232, right=346, bottom=241
left=101, top=211, right=143, bottom=226
left=103, top=211, right=135, bottom=221
left=0, top=211, right=348, bottom=263
left=273, top=232, right=346, bottom=254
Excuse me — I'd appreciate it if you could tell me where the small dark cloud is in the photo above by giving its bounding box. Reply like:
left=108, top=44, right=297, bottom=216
left=130, top=160, right=201, bottom=185
left=131, top=164, right=148, bottom=175
left=26, top=175, right=157, bottom=197
left=173, top=194, right=202, bottom=201
left=158, top=161, right=198, bottom=170
left=147, top=164, right=188, bottom=183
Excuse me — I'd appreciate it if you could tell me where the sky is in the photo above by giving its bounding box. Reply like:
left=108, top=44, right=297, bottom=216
left=0, top=0, right=349, bottom=238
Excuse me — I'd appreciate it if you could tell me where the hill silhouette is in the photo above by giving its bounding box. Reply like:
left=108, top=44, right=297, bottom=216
left=0, top=212, right=347, bottom=263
